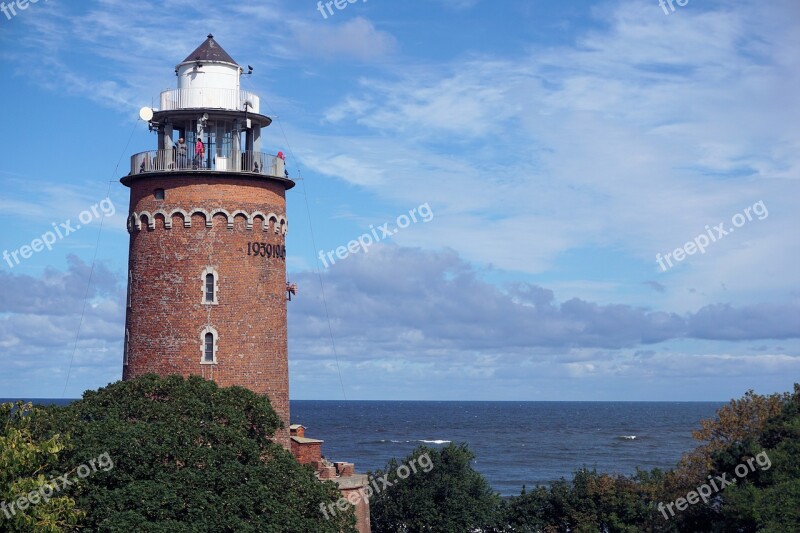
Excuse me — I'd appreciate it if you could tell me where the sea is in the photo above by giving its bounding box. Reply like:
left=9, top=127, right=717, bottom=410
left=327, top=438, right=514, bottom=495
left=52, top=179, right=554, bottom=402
left=5, top=399, right=722, bottom=496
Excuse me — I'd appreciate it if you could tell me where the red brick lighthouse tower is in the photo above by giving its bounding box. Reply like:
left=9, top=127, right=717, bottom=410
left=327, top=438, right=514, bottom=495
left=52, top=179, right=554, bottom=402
left=121, top=35, right=293, bottom=445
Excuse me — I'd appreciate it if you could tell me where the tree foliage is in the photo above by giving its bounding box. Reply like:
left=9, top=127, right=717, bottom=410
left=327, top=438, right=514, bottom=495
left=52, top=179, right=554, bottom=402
left=668, top=389, right=789, bottom=492
left=369, top=443, right=502, bottom=532
left=0, top=402, right=83, bottom=532
left=6, top=377, right=798, bottom=532
left=706, top=383, right=800, bottom=532
left=26, top=375, right=356, bottom=532
left=502, top=468, right=672, bottom=533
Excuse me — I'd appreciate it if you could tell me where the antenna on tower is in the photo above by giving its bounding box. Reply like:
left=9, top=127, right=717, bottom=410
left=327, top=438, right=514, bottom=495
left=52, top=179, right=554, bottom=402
left=139, top=107, right=160, bottom=132
left=243, top=101, right=253, bottom=129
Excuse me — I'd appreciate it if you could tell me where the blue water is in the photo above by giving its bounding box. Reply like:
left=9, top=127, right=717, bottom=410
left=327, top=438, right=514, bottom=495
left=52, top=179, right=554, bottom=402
left=291, top=401, right=722, bottom=496
left=5, top=399, right=722, bottom=496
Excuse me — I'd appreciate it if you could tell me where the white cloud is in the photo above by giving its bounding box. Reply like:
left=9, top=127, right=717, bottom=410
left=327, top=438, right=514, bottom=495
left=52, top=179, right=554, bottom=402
left=294, top=0, right=800, bottom=309
left=287, top=17, right=398, bottom=62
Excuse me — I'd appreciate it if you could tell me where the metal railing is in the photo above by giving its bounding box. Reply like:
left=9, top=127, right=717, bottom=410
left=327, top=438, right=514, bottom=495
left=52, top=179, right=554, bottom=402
left=159, top=88, right=260, bottom=113
left=130, top=149, right=285, bottom=177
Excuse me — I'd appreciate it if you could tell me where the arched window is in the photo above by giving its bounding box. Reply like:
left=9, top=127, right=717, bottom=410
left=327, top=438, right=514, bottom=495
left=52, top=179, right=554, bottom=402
left=204, top=333, right=214, bottom=362
left=201, top=326, right=218, bottom=364
left=201, top=267, right=219, bottom=304
left=205, top=274, right=214, bottom=302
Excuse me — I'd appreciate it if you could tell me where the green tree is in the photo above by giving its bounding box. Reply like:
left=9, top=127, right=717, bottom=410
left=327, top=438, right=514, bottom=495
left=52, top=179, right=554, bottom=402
left=1, top=402, right=83, bottom=532
left=706, top=383, right=800, bottom=532
left=667, top=388, right=789, bottom=497
left=369, top=443, right=502, bottom=532
left=503, top=468, right=662, bottom=533
left=653, top=386, right=795, bottom=532
left=30, top=375, right=356, bottom=532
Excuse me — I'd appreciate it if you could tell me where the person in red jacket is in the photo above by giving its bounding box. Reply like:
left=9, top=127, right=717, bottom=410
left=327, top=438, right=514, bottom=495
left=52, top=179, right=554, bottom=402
left=277, top=151, right=288, bottom=178
left=195, top=138, right=205, bottom=168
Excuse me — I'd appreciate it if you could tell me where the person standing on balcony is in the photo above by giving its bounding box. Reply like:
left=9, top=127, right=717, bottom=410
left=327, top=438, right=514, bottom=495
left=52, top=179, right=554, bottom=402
left=277, top=151, right=288, bottom=178
left=195, top=137, right=205, bottom=169
left=176, top=137, right=188, bottom=168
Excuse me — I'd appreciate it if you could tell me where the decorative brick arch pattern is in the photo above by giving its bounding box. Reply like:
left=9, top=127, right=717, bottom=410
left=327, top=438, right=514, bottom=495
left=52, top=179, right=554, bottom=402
left=128, top=208, right=288, bottom=234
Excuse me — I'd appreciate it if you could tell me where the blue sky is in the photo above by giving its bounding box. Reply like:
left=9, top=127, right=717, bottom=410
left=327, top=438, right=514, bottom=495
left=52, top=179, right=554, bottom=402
left=0, top=0, right=798, bottom=401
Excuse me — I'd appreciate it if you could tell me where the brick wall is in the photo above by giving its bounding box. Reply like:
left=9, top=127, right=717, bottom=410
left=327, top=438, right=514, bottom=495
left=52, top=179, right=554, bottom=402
left=122, top=174, right=291, bottom=446
left=291, top=441, right=322, bottom=465
left=340, top=485, right=371, bottom=533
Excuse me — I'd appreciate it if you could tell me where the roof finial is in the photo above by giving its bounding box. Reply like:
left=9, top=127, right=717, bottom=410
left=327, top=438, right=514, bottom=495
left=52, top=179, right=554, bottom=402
left=207, top=33, right=214, bottom=39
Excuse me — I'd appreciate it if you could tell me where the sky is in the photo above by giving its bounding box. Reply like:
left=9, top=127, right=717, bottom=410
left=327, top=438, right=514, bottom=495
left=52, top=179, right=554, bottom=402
left=0, top=0, right=798, bottom=401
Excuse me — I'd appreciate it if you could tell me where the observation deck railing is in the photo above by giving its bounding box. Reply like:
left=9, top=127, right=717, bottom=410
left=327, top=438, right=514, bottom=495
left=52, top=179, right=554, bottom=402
left=130, top=149, right=285, bottom=177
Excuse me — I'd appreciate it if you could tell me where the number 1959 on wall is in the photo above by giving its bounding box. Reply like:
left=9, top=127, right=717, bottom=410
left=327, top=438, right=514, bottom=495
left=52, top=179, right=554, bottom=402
left=247, top=242, right=286, bottom=260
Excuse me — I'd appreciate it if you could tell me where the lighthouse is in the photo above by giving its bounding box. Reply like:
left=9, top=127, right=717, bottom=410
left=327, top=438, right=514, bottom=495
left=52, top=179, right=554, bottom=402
left=122, top=36, right=371, bottom=531
left=121, top=35, right=293, bottom=446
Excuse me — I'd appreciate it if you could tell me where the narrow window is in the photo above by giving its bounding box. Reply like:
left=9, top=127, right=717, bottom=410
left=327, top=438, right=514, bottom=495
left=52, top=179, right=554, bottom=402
left=200, top=326, right=218, bottom=364
left=204, top=333, right=214, bottom=362
left=205, top=273, right=214, bottom=302
left=123, top=329, right=130, bottom=365
left=154, top=188, right=165, bottom=200
left=201, top=267, right=219, bottom=304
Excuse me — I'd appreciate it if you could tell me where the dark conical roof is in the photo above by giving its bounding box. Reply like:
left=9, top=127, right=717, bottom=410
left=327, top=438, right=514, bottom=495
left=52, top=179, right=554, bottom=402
left=182, top=34, right=238, bottom=65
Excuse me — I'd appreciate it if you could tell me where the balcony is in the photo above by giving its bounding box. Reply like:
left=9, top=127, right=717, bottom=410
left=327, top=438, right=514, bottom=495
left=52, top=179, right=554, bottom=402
left=159, top=88, right=260, bottom=113
left=130, top=149, right=286, bottom=178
